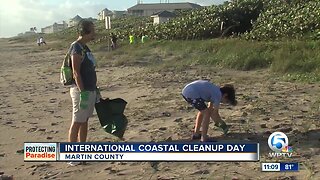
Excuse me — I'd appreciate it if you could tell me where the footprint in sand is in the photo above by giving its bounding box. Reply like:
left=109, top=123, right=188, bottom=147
left=26, top=127, right=38, bottom=133
left=174, top=118, right=183, bottom=122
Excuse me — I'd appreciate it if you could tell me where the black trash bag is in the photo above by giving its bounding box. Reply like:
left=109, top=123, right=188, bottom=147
left=95, top=98, right=128, bottom=139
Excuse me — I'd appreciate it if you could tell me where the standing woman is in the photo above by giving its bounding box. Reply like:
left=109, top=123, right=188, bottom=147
left=68, top=20, right=98, bottom=144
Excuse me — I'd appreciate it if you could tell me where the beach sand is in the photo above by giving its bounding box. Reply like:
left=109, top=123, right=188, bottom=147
left=0, top=38, right=319, bottom=179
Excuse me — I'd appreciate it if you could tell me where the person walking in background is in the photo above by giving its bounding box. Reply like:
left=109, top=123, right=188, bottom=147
left=129, top=34, right=135, bottom=44
left=182, top=80, right=237, bottom=142
left=36, top=38, right=40, bottom=46
left=110, top=33, right=117, bottom=50
left=39, top=37, right=46, bottom=45
left=141, top=35, right=147, bottom=43
left=67, top=20, right=99, bottom=165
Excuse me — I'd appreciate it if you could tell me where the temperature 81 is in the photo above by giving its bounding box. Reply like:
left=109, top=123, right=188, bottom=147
left=285, top=164, right=294, bottom=170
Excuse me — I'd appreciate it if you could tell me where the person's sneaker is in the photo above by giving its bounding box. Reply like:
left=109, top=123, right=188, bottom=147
left=67, top=162, right=81, bottom=166
left=215, top=121, right=230, bottom=135
left=220, top=124, right=231, bottom=135
left=191, top=133, right=201, bottom=140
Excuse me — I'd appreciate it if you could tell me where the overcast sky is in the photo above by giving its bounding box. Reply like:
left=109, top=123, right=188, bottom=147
left=0, top=0, right=225, bottom=38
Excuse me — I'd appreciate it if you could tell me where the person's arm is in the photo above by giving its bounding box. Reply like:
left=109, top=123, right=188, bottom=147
left=71, top=53, right=84, bottom=91
left=209, top=101, right=229, bottom=134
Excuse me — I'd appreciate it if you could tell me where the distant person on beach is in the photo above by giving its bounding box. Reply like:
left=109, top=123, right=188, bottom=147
left=110, top=33, right=117, bottom=50
left=129, top=34, right=135, bottom=44
left=36, top=38, right=40, bottom=46
left=182, top=80, right=237, bottom=142
left=67, top=20, right=99, bottom=165
left=39, top=37, right=46, bottom=45
left=141, top=35, right=147, bottom=43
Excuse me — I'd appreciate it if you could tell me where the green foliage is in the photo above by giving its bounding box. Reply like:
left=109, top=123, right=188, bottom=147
left=283, top=73, right=320, bottom=83
left=16, top=0, right=320, bottom=83
left=17, top=0, right=320, bottom=45
left=97, top=39, right=320, bottom=83
left=245, top=0, right=320, bottom=40
left=50, top=0, right=320, bottom=42
left=96, top=16, right=152, bottom=39
left=88, top=0, right=264, bottom=42
left=271, top=40, right=320, bottom=73
left=135, top=0, right=264, bottom=40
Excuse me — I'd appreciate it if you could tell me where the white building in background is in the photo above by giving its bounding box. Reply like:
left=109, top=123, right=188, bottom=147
left=98, top=8, right=113, bottom=20
left=17, top=27, right=37, bottom=36
left=127, top=2, right=201, bottom=17
left=98, top=8, right=127, bottom=20
left=151, top=10, right=176, bottom=25
left=41, top=21, right=68, bottom=34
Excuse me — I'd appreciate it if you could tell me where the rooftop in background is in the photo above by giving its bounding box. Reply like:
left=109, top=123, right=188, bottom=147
left=151, top=10, right=176, bottom=17
left=70, top=15, right=83, bottom=21
left=127, top=2, right=202, bottom=17
left=128, top=2, right=202, bottom=10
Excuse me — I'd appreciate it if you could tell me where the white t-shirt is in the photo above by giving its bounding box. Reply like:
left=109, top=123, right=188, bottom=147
left=182, top=80, right=222, bottom=107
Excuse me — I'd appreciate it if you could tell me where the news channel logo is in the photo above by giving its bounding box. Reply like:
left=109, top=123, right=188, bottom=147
left=268, top=132, right=293, bottom=153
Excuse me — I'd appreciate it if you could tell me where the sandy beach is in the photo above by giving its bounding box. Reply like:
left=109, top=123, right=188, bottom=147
left=0, top=38, right=319, bottom=180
